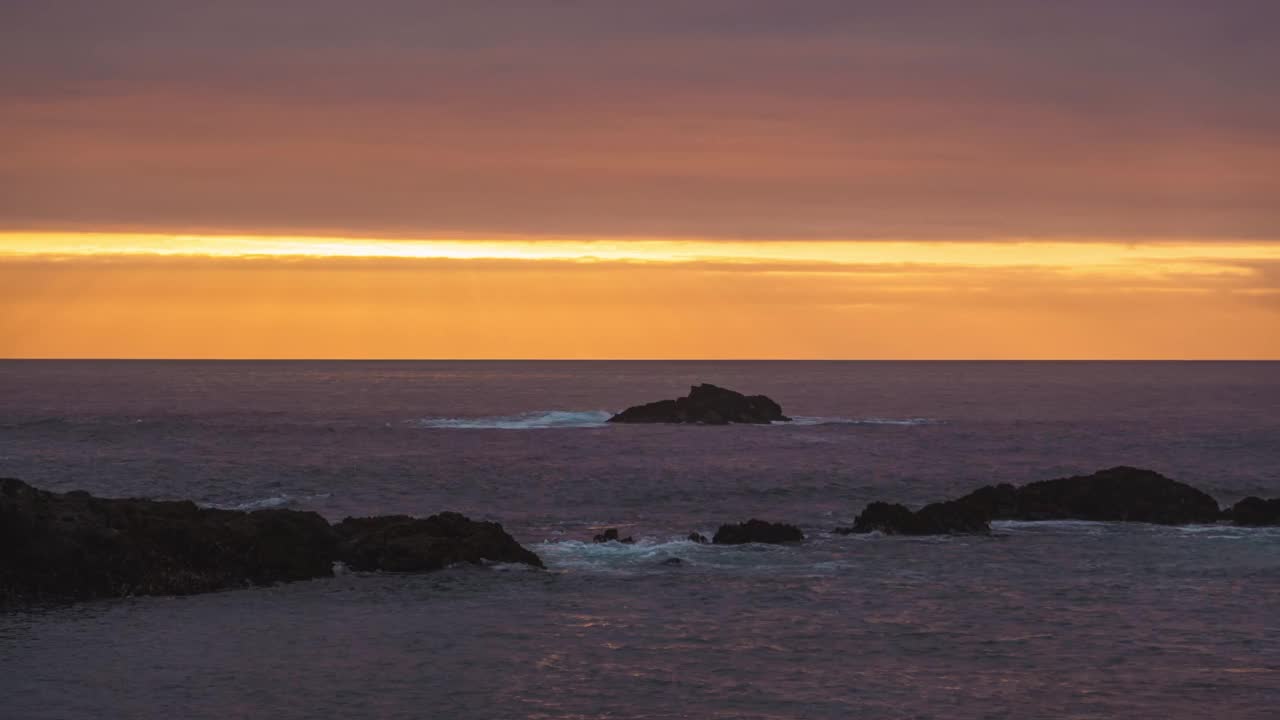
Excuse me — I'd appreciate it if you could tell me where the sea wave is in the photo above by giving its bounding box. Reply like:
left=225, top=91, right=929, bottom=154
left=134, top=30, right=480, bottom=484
left=786, top=416, right=943, bottom=426
left=535, top=536, right=832, bottom=575
left=411, top=410, right=613, bottom=429
left=409, top=411, right=940, bottom=429
left=201, top=493, right=331, bottom=511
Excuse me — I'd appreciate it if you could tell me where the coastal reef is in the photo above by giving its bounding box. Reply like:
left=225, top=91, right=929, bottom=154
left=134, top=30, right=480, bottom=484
left=4, top=465, right=1274, bottom=606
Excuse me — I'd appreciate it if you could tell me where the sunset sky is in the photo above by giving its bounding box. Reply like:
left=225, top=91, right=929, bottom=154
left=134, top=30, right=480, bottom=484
left=3, top=1, right=1278, bottom=358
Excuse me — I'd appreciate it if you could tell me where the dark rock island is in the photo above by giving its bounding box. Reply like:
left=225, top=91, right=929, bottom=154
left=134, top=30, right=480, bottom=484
left=1, top=477, right=542, bottom=605
left=1228, top=496, right=1280, bottom=526
left=953, top=466, right=1221, bottom=525
left=839, top=466, right=1227, bottom=536
left=608, top=384, right=791, bottom=425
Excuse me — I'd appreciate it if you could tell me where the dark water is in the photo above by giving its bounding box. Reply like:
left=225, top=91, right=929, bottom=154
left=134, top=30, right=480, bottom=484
left=2, top=361, right=1278, bottom=719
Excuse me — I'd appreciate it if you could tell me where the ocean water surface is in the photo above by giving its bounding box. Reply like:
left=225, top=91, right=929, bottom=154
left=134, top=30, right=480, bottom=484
left=2, top=361, right=1278, bottom=719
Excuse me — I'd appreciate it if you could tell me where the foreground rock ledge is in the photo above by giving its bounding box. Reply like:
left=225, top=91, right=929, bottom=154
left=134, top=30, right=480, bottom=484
left=608, top=384, right=791, bottom=425
left=1, top=478, right=543, bottom=605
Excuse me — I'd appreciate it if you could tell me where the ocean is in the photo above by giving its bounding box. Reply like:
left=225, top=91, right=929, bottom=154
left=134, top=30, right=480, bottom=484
left=2, top=360, right=1278, bottom=719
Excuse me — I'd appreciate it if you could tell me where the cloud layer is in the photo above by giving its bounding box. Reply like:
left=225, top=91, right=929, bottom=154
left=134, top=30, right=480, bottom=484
left=4, top=1, right=1278, bottom=239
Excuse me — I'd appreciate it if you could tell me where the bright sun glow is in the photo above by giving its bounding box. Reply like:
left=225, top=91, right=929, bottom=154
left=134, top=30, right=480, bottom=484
left=5, top=232, right=1279, bottom=359
left=5, top=232, right=1280, bottom=274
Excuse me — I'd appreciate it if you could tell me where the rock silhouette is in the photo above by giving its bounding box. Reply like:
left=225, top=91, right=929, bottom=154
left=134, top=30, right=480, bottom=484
left=1, top=477, right=336, bottom=603
left=953, top=466, right=1220, bottom=525
left=836, top=499, right=991, bottom=535
left=1, top=478, right=542, bottom=605
left=712, top=519, right=804, bottom=544
left=335, top=514, right=544, bottom=572
left=592, top=528, right=635, bottom=544
left=1229, top=496, right=1280, bottom=526
left=3, top=465, right=1249, bottom=605
left=840, top=466, right=1224, bottom=536
left=608, top=384, right=790, bottom=424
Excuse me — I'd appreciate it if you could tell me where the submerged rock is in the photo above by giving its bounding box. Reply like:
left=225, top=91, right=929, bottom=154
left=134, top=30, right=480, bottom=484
left=953, top=466, right=1220, bottom=525
left=335, top=513, right=544, bottom=572
left=608, top=384, right=791, bottom=425
left=712, top=519, right=804, bottom=544
left=1229, top=496, right=1280, bottom=526
left=0, top=477, right=337, bottom=604
left=658, top=557, right=685, bottom=566
left=592, top=528, right=635, bottom=544
left=836, top=499, right=991, bottom=536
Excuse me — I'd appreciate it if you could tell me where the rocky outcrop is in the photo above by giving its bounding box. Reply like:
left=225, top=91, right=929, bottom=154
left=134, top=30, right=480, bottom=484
left=712, top=519, right=804, bottom=544
left=1, top=478, right=544, bottom=605
left=687, top=532, right=710, bottom=544
left=836, top=499, right=991, bottom=535
left=334, top=514, right=544, bottom=572
left=841, top=467, right=1224, bottom=536
left=608, top=384, right=791, bottom=425
left=1228, top=496, right=1280, bottom=526
left=592, top=528, right=635, bottom=544
left=1, top=477, right=337, bottom=604
left=953, top=466, right=1221, bottom=525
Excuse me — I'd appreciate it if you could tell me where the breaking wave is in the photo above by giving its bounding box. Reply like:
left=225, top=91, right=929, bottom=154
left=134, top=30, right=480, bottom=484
left=786, top=416, right=943, bottom=426
left=410, top=411, right=941, bottom=429
left=201, top=493, right=331, bottom=511
left=411, top=410, right=614, bottom=430
left=535, top=536, right=809, bottom=574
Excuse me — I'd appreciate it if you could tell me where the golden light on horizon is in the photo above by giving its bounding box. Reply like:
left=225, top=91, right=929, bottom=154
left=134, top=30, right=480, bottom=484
left=5, top=232, right=1280, bottom=272
left=2, top=232, right=1278, bottom=360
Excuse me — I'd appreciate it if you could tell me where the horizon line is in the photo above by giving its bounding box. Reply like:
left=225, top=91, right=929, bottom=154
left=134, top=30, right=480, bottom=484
left=2, top=358, right=1277, bottom=363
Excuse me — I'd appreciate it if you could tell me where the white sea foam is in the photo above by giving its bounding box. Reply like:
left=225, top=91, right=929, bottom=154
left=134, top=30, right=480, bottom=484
left=786, top=416, right=943, bottom=426
left=535, top=536, right=819, bottom=575
left=202, top=493, right=331, bottom=511
left=411, top=410, right=613, bottom=429
left=410, top=411, right=940, bottom=429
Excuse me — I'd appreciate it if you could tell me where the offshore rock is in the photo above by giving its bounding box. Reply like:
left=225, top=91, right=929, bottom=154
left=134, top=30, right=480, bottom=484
left=953, top=466, right=1221, bottom=525
left=1, top=477, right=337, bottom=604
left=335, top=513, right=544, bottom=572
left=687, top=532, right=710, bottom=544
left=1229, top=496, right=1280, bottom=526
left=836, top=499, right=991, bottom=536
left=592, top=528, right=635, bottom=544
left=608, top=384, right=791, bottom=425
left=712, top=519, right=804, bottom=545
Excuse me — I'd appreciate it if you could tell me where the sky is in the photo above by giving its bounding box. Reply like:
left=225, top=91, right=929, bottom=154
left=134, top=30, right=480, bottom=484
left=2, top=1, right=1278, bottom=358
